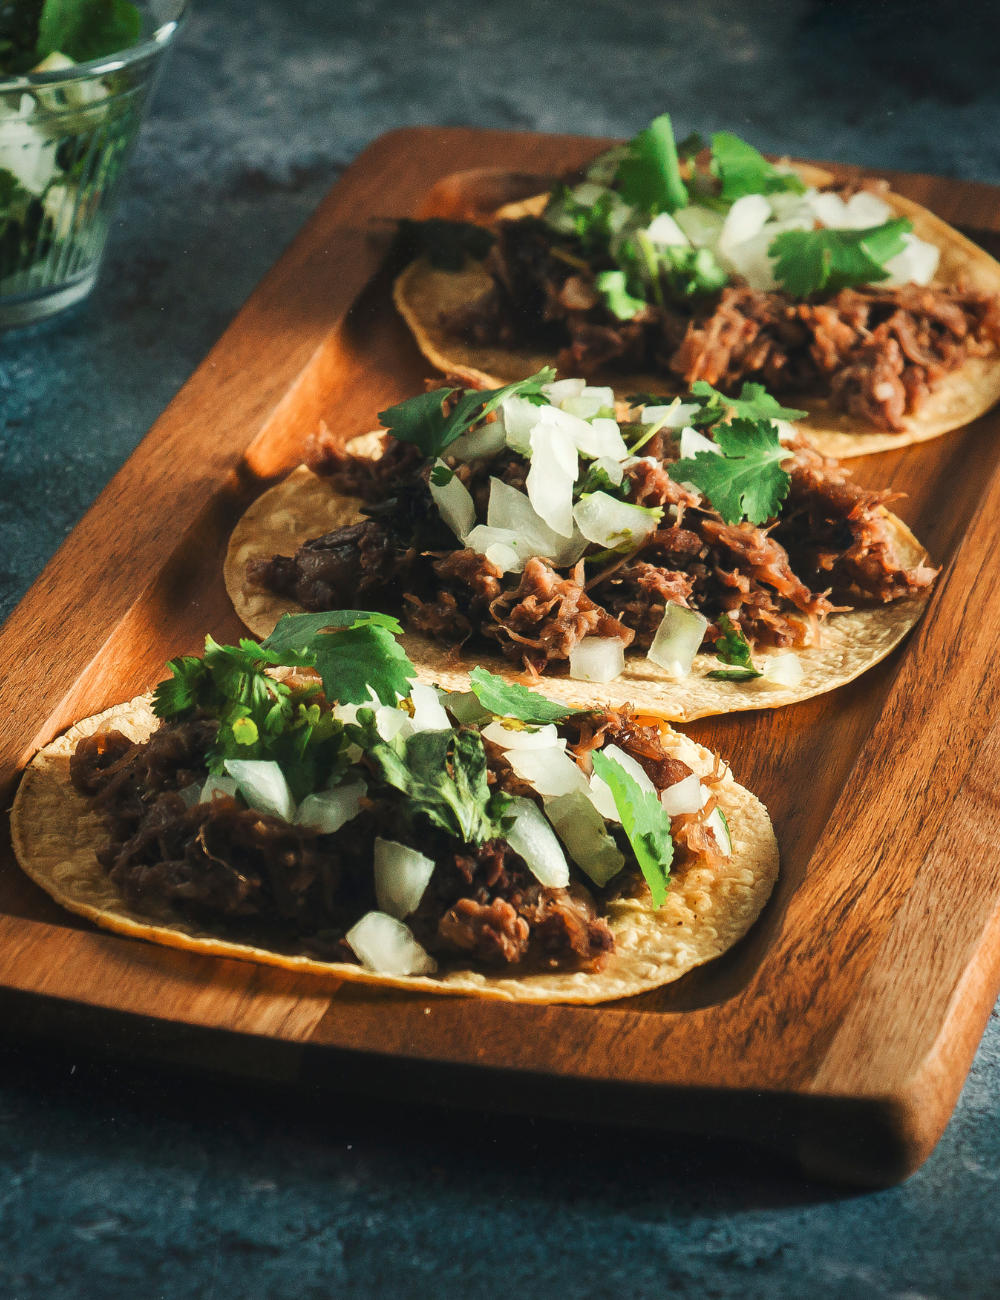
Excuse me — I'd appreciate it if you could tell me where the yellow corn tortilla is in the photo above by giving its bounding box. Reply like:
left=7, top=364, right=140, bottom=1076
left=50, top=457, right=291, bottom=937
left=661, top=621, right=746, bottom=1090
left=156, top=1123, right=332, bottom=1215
left=11, top=696, right=778, bottom=1005
left=394, top=185, right=1000, bottom=459
left=225, top=462, right=933, bottom=724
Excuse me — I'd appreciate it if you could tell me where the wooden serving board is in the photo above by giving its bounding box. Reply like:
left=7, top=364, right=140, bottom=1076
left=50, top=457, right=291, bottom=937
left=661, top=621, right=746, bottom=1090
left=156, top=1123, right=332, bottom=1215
left=2, top=127, right=999, bottom=1187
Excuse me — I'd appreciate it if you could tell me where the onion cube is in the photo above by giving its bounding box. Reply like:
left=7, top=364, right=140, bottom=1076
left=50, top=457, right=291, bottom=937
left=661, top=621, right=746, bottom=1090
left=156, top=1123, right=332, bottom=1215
left=569, top=637, right=625, bottom=683
left=660, top=773, right=707, bottom=817
left=504, top=796, right=571, bottom=886
left=373, top=838, right=437, bottom=918
left=345, top=911, right=437, bottom=975
left=647, top=603, right=709, bottom=677
left=544, top=791, right=625, bottom=887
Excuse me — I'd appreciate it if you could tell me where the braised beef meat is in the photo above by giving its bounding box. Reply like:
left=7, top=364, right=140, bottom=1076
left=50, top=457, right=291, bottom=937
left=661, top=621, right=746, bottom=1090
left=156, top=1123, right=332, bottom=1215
left=72, top=719, right=614, bottom=971
left=448, top=216, right=1000, bottom=432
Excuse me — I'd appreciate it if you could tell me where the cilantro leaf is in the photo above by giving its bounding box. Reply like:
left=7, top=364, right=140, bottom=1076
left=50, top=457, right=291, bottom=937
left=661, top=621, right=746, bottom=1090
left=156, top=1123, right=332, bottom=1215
left=670, top=417, right=792, bottom=525
left=615, top=113, right=689, bottom=215
left=37, top=0, right=142, bottom=63
left=710, top=132, right=805, bottom=203
left=594, top=269, right=646, bottom=320
left=591, top=751, right=673, bottom=908
left=690, top=380, right=807, bottom=427
left=468, top=667, right=584, bottom=724
left=262, top=610, right=415, bottom=707
left=352, top=718, right=508, bottom=845
left=706, top=615, right=762, bottom=679
left=430, top=464, right=455, bottom=486
left=393, top=218, right=495, bottom=272
left=378, top=368, right=556, bottom=460
left=769, top=219, right=912, bottom=297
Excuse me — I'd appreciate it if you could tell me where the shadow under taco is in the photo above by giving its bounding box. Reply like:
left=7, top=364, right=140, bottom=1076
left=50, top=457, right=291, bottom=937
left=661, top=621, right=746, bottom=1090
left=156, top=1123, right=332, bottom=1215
left=225, top=373, right=936, bottom=724
left=11, top=618, right=778, bottom=1005
left=393, top=115, right=1000, bottom=459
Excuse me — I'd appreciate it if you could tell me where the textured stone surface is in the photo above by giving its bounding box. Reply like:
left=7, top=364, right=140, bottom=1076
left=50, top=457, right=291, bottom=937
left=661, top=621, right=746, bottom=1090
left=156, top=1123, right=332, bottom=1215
left=2, top=0, right=1000, bottom=1293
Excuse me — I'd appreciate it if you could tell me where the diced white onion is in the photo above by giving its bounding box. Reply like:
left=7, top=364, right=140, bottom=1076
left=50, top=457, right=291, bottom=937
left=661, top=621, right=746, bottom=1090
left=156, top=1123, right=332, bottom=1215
left=645, top=211, right=689, bottom=248
left=807, top=188, right=893, bottom=230
left=673, top=205, right=725, bottom=248
left=501, top=394, right=546, bottom=454
left=503, top=795, right=571, bottom=887
left=481, top=721, right=564, bottom=751
left=600, top=743, right=658, bottom=796
left=570, top=182, right=605, bottom=207
left=376, top=705, right=411, bottom=741
left=679, top=426, right=721, bottom=459
left=560, top=394, right=603, bottom=419
left=488, top=477, right=588, bottom=566
left=295, top=781, right=366, bottom=833
left=706, top=807, right=732, bottom=857
left=466, top=523, right=523, bottom=570
left=447, top=418, right=507, bottom=462
left=224, top=760, right=296, bottom=822
left=178, top=782, right=202, bottom=808
left=544, top=791, right=625, bottom=887
left=807, top=190, right=852, bottom=229
left=641, top=401, right=701, bottom=430
left=506, top=747, right=590, bottom=798
left=660, top=773, right=708, bottom=817
left=647, top=603, right=709, bottom=676
left=345, top=911, right=437, bottom=975
left=760, top=651, right=805, bottom=687
left=589, top=775, right=620, bottom=822
left=591, top=455, right=624, bottom=486
left=846, top=191, right=893, bottom=227
left=333, top=687, right=380, bottom=726
left=569, top=637, right=625, bottom=683
left=486, top=542, right=521, bottom=573
left=409, top=682, right=451, bottom=732
left=718, top=194, right=771, bottom=261
left=542, top=378, right=586, bottom=403
left=573, top=491, right=659, bottom=549
left=774, top=419, right=798, bottom=444
left=429, top=459, right=476, bottom=542
left=527, top=420, right=579, bottom=540
left=883, top=233, right=939, bottom=287
left=373, top=838, right=437, bottom=919
left=571, top=416, right=629, bottom=461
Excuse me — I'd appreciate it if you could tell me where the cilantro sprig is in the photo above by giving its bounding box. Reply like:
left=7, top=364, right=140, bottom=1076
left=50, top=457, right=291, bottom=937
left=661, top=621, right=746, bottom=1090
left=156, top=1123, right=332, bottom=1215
left=378, top=368, right=555, bottom=460
left=615, top=112, right=689, bottom=216
left=710, top=132, right=805, bottom=203
left=591, top=751, right=673, bottom=907
left=261, top=611, right=416, bottom=707
left=348, top=712, right=511, bottom=846
left=468, top=667, right=584, bottom=725
left=769, top=219, right=912, bottom=297
left=689, top=380, right=807, bottom=427
left=670, top=417, right=793, bottom=525
left=706, top=614, right=762, bottom=681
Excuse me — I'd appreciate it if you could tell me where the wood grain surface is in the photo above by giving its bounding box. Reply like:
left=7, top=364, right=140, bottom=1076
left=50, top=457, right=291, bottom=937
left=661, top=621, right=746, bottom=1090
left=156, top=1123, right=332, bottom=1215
left=2, top=127, right=1000, bottom=1187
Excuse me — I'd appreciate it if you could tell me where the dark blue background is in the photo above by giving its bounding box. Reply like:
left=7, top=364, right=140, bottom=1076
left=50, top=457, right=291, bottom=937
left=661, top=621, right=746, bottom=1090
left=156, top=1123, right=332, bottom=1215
left=2, top=2, right=999, bottom=1294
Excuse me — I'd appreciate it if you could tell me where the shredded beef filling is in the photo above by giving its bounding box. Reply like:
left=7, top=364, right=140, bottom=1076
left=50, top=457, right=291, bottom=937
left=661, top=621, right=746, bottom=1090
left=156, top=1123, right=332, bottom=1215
left=70, top=719, right=615, bottom=971
left=445, top=217, right=1000, bottom=431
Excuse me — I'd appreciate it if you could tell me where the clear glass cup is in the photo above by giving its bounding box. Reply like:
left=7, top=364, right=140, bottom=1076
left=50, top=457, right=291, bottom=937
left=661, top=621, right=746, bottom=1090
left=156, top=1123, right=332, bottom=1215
left=0, top=0, right=188, bottom=328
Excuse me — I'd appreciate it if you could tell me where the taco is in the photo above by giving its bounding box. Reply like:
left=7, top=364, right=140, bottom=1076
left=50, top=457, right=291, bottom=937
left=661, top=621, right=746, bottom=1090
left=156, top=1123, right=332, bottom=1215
left=393, top=115, right=1000, bottom=458
left=225, top=373, right=935, bottom=723
left=10, top=615, right=778, bottom=1004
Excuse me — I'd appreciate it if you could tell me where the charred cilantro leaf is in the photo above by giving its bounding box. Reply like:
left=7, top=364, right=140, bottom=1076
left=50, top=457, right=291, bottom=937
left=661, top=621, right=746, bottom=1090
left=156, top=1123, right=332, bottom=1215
left=670, top=417, right=792, bottom=525
left=378, top=368, right=556, bottom=460
left=468, top=667, right=584, bottom=724
left=351, top=717, right=510, bottom=845
left=393, top=218, right=495, bottom=272
left=591, top=751, right=672, bottom=907
left=615, top=113, right=689, bottom=215
left=769, top=219, right=911, bottom=297
left=706, top=614, right=762, bottom=680
left=710, top=132, right=805, bottom=203
left=262, top=610, right=415, bottom=706
left=690, top=380, right=807, bottom=427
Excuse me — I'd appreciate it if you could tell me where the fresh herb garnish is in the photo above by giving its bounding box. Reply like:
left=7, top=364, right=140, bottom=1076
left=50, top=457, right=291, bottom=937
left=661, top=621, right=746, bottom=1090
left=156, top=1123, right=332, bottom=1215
left=690, top=380, right=807, bottom=427
left=0, top=0, right=142, bottom=74
left=261, top=610, right=416, bottom=707
left=152, top=636, right=344, bottom=800
left=393, top=217, right=495, bottom=272
left=349, top=714, right=510, bottom=845
left=615, top=113, right=689, bottom=216
left=591, top=751, right=673, bottom=907
left=710, top=132, right=805, bottom=203
left=594, top=269, right=646, bottom=320
left=706, top=614, right=762, bottom=680
left=378, top=368, right=556, bottom=460
left=670, top=417, right=792, bottom=525
left=769, top=219, right=912, bottom=297
left=468, top=667, right=584, bottom=725
left=429, top=463, right=455, bottom=486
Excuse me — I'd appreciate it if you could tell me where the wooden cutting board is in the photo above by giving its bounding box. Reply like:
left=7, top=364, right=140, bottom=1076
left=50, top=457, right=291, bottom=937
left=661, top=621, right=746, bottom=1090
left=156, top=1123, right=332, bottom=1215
left=2, top=126, right=1000, bottom=1187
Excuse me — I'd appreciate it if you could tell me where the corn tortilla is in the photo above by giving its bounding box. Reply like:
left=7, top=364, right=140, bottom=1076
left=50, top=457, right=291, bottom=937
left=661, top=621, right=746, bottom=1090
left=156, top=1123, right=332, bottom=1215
left=393, top=185, right=1000, bottom=458
left=225, top=463, right=932, bottom=724
left=11, top=696, right=778, bottom=1005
